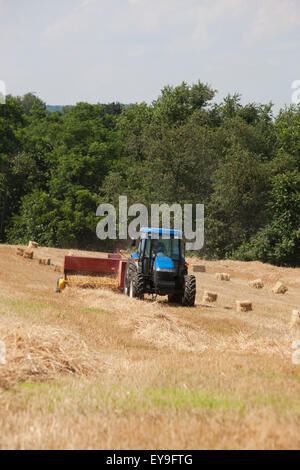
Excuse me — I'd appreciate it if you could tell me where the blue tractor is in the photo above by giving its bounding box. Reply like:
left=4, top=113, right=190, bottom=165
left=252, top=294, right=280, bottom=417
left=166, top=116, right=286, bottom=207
left=123, top=227, right=196, bottom=306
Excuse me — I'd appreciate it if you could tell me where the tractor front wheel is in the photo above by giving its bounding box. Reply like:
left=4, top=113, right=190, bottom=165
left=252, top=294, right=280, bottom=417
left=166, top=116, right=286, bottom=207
left=182, top=275, right=196, bottom=307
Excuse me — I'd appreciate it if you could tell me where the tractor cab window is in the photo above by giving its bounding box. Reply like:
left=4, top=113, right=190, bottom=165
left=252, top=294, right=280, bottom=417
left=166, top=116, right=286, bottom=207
left=171, top=239, right=181, bottom=259
left=151, top=238, right=181, bottom=260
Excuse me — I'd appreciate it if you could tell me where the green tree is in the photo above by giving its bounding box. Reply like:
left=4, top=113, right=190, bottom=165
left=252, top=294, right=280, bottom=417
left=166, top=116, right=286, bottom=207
left=152, top=81, right=216, bottom=124
left=234, top=171, right=300, bottom=266
left=205, top=145, right=269, bottom=258
left=16, top=92, right=46, bottom=116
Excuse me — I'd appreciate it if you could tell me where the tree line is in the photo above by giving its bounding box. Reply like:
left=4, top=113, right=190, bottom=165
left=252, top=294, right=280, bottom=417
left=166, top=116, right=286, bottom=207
left=0, top=82, right=299, bottom=266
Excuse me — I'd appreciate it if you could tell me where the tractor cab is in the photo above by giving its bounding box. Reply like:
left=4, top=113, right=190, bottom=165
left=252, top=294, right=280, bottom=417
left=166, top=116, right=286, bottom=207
left=125, top=227, right=196, bottom=306
left=133, top=227, right=184, bottom=276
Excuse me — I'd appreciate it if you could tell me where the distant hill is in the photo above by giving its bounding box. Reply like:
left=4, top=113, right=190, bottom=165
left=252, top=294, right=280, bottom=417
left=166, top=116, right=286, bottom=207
left=46, top=104, right=131, bottom=113
left=46, top=105, right=73, bottom=113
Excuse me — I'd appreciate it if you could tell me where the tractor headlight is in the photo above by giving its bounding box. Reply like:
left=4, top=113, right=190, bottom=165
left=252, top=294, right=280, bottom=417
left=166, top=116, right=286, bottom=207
left=156, top=268, right=173, bottom=273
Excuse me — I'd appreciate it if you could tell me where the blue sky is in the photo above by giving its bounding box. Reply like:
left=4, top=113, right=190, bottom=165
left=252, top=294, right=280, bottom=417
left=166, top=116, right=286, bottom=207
left=1, top=0, right=299, bottom=111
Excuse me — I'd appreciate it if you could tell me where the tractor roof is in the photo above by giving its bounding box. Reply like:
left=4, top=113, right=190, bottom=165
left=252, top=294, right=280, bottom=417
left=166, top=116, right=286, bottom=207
left=140, top=227, right=182, bottom=236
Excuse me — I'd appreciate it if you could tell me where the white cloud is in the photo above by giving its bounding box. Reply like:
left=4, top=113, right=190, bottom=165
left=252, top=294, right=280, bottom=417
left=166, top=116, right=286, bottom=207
left=165, top=0, right=247, bottom=53
left=244, top=0, right=300, bottom=46
left=43, top=0, right=108, bottom=40
left=163, top=0, right=300, bottom=60
left=2, top=0, right=299, bottom=108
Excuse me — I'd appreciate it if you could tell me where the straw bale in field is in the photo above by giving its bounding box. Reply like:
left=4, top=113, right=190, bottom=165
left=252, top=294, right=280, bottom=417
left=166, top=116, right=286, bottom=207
left=39, top=258, right=51, bottom=266
left=290, top=310, right=300, bottom=329
left=248, top=279, right=264, bottom=289
left=28, top=241, right=39, bottom=249
left=193, top=265, right=206, bottom=273
left=272, top=282, right=288, bottom=294
left=202, top=291, right=218, bottom=303
left=16, top=248, right=24, bottom=256
left=236, top=300, right=252, bottom=312
left=215, top=272, right=230, bottom=281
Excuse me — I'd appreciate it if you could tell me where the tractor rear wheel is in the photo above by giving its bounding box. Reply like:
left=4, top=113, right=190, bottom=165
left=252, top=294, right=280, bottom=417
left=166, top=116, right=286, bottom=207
left=182, top=275, right=196, bottom=306
left=129, top=271, right=144, bottom=299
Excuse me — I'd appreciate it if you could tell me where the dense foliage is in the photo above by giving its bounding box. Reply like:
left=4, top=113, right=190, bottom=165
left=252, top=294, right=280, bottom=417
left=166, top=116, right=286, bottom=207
left=0, top=85, right=299, bottom=265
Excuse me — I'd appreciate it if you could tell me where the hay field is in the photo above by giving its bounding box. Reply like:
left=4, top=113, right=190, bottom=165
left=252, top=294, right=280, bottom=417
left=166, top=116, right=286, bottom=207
left=0, top=244, right=299, bottom=449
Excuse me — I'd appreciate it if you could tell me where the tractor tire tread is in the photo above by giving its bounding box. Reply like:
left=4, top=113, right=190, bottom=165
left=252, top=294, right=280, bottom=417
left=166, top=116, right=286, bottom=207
left=132, top=271, right=144, bottom=299
left=182, top=275, right=196, bottom=307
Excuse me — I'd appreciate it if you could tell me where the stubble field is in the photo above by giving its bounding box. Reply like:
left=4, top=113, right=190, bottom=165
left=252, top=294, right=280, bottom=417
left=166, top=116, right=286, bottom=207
left=0, top=244, right=299, bottom=449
